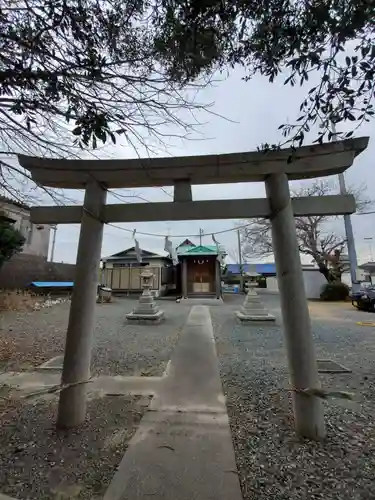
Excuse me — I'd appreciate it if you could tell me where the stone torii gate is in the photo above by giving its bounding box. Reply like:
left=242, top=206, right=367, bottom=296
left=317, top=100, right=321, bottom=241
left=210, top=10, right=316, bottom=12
left=19, top=136, right=368, bottom=440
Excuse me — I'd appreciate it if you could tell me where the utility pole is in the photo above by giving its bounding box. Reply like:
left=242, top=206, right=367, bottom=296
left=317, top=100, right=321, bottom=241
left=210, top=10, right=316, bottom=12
left=331, top=124, right=360, bottom=292
left=199, top=228, right=203, bottom=246
left=50, top=225, right=57, bottom=262
left=237, top=229, right=244, bottom=292
left=364, top=237, right=373, bottom=261
left=338, top=171, right=359, bottom=292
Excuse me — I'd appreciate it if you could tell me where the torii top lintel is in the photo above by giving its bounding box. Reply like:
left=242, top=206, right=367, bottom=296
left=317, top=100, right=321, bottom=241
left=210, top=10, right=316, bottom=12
left=18, top=137, right=369, bottom=189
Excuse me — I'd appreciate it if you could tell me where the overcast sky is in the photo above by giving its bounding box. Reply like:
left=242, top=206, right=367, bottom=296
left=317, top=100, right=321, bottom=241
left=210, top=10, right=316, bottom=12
left=49, top=68, right=375, bottom=265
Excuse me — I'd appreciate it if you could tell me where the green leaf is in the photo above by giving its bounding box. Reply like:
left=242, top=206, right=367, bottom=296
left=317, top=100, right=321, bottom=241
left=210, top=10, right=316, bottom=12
left=0, top=222, right=25, bottom=268
left=361, top=46, right=370, bottom=57
left=284, top=75, right=292, bottom=85
left=72, top=126, right=82, bottom=136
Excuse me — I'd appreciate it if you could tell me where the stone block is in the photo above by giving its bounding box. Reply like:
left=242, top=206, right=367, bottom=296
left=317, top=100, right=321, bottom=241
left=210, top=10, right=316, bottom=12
left=235, top=290, right=275, bottom=322
left=126, top=309, right=165, bottom=324
left=236, top=311, right=275, bottom=322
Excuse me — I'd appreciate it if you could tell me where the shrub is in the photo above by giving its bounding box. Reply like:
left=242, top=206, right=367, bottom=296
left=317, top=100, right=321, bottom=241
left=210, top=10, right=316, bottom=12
left=223, top=278, right=240, bottom=285
left=0, top=289, right=39, bottom=311
left=0, top=221, right=25, bottom=268
left=320, top=282, right=350, bottom=301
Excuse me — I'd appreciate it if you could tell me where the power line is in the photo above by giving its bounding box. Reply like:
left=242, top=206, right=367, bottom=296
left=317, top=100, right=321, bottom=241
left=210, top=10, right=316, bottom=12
left=85, top=169, right=245, bottom=240
left=54, top=169, right=375, bottom=240
left=102, top=207, right=375, bottom=240
left=103, top=220, right=251, bottom=239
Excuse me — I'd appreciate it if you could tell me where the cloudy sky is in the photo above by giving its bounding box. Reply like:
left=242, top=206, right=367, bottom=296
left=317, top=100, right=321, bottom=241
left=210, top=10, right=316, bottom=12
left=49, top=68, right=375, bottom=265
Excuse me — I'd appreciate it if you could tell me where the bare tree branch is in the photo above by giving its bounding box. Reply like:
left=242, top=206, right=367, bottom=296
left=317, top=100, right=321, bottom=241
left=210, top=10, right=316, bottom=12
left=0, top=0, right=221, bottom=205
left=239, top=179, right=373, bottom=282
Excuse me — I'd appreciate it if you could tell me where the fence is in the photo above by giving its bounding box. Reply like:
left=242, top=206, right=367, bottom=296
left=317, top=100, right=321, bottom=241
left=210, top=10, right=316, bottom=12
left=101, top=266, right=163, bottom=292
left=0, top=253, right=76, bottom=289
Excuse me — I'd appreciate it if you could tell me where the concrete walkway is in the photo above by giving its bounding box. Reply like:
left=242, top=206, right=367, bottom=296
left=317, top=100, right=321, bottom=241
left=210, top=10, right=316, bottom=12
left=0, top=306, right=242, bottom=500
left=104, top=305, right=242, bottom=500
left=181, top=297, right=224, bottom=307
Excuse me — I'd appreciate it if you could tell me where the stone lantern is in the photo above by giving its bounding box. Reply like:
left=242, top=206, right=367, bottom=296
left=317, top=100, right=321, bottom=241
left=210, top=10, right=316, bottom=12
left=236, top=287, right=275, bottom=322
left=126, top=270, right=164, bottom=323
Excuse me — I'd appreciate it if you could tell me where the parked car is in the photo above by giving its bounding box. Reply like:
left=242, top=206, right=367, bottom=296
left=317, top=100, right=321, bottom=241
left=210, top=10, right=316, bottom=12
left=351, top=286, right=375, bottom=312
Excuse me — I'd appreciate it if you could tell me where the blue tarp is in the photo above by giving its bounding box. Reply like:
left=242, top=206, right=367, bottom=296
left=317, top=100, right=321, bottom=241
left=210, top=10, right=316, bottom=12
left=255, top=263, right=277, bottom=274
left=226, top=263, right=276, bottom=275
left=222, top=284, right=240, bottom=293
left=30, top=281, right=74, bottom=287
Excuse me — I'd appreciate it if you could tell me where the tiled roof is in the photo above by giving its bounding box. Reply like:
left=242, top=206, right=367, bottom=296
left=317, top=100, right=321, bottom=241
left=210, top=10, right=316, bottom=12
left=102, top=246, right=170, bottom=262
left=177, top=244, right=223, bottom=256
left=0, top=194, right=29, bottom=210
left=359, top=262, right=375, bottom=271
left=176, top=238, right=195, bottom=248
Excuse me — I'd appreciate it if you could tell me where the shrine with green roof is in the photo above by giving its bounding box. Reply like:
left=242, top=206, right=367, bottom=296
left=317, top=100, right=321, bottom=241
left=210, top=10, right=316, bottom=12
left=176, top=239, right=225, bottom=298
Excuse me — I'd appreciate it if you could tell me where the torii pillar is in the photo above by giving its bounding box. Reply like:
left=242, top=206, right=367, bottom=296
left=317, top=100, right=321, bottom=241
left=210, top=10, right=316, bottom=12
left=57, top=180, right=106, bottom=428
left=265, top=173, right=325, bottom=439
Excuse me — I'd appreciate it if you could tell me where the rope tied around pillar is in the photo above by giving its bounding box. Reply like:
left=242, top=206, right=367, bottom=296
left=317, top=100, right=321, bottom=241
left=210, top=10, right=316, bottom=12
left=290, top=387, right=355, bottom=400
left=265, top=175, right=291, bottom=221
left=1, top=382, right=354, bottom=403
left=25, top=378, right=93, bottom=399
left=0, top=378, right=94, bottom=402
left=83, top=206, right=107, bottom=225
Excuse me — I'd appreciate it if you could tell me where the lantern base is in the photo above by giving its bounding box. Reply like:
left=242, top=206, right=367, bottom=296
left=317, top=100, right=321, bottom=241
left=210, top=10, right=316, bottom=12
left=236, top=289, right=276, bottom=322
left=126, top=310, right=165, bottom=324
left=236, top=311, right=275, bottom=322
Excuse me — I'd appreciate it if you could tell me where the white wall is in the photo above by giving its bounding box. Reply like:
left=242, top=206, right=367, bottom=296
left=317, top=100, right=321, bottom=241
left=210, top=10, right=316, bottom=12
left=302, top=269, right=326, bottom=299
left=341, top=271, right=352, bottom=287
left=0, top=201, right=50, bottom=258
left=265, top=268, right=351, bottom=298
left=266, top=276, right=279, bottom=292
left=266, top=269, right=326, bottom=298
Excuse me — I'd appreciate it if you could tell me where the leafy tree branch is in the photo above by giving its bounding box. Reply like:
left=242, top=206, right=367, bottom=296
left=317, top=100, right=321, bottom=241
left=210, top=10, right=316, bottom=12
left=0, top=220, right=25, bottom=268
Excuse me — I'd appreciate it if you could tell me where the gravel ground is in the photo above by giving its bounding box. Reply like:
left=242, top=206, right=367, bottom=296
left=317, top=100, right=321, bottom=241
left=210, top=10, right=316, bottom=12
left=0, top=298, right=188, bottom=376
left=213, top=293, right=375, bottom=500
left=3, top=291, right=375, bottom=499
left=0, top=394, right=149, bottom=499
